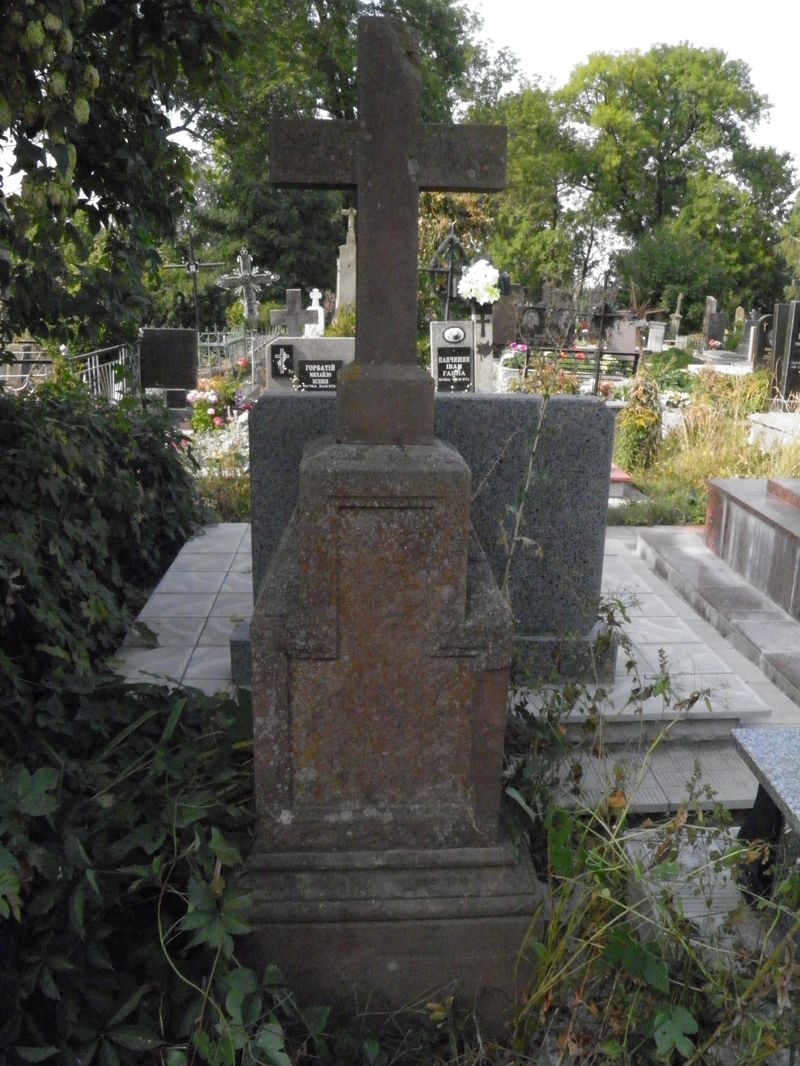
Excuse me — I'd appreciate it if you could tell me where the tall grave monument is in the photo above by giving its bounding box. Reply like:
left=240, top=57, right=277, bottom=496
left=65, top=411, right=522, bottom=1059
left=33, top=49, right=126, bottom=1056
left=247, top=17, right=536, bottom=1016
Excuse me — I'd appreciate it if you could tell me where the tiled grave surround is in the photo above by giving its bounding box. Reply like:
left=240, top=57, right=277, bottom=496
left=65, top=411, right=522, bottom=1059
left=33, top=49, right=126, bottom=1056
left=117, top=523, right=251, bottom=695
left=115, top=523, right=800, bottom=815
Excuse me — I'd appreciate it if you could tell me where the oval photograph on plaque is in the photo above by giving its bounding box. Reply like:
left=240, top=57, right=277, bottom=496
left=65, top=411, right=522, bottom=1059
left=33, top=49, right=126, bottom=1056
left=443, top=326, right=466, bottom=343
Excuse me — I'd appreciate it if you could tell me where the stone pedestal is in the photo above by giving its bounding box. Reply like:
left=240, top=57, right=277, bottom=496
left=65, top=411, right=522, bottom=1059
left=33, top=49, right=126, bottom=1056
left=247, top=437, right=536, bottom=1012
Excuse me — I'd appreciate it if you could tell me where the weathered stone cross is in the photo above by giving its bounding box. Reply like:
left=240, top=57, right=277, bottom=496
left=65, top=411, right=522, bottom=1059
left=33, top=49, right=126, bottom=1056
left=269, top=289, right=319, bottom=337
left=270, top=16, right=506, bottom=443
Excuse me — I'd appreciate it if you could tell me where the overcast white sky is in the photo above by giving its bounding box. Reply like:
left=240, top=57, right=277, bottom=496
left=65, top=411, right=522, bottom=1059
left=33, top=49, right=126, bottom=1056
left=474, top=0, right=799, bottom=171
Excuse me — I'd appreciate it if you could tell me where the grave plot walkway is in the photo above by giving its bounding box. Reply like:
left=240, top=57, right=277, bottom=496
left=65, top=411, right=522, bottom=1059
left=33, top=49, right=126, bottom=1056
left=114, top=523, right=800, bottom=816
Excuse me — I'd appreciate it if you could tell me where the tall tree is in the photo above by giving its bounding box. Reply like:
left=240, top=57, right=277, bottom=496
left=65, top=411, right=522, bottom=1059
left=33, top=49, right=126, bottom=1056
left=0, top=0, right=238, bottom=347
left=170, top=0, right=514, bottom=312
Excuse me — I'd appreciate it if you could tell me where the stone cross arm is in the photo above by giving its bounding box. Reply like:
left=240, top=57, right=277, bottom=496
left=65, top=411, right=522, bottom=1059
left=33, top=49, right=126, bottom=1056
left=271, top=119, right=506, bottom=193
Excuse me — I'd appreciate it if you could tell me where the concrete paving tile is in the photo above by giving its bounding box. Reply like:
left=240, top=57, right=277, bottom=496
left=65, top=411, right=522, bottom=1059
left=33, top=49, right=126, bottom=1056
left=220, top=570, right=253, bottom=594
left=139, top=593, right=217, bottom=619
left=154, top=570, right=227, bottom=595
left=169, top=551, right=237, bottom=572
left=210, top=592, right=253, bottom=618
left=184, top=646, right=231, bottom=680
left=728, top=613, right=800, bottom=653
left=625, top=616, right=700, bottom=645
left=198, top=616, right=240, bottom=645
left=742, top=682, right=800, bottom=724
left=698, top=584, right=774, bottom=614
left=123, top=616, right=205, bottom=648
left=603, top=573, right=666, bottom=596
left=231, top=553, right=253, bottom=573
left=639, top=643, right=734, bottom=676
left=113, top=645, right=193, bottom=682
left=624, top=594, right=683, bottom=617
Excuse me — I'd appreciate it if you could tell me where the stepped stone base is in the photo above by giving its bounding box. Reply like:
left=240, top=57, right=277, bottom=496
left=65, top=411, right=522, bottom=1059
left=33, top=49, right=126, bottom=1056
left=706, top=477, right=800, bottom=619
left=243, top=842, right=539, bottom=1024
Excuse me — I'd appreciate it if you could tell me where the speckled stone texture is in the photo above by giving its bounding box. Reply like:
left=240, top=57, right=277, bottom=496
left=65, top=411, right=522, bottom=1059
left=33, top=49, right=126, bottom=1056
left=251, top=438, right=512, bottom=851
left=248, top=437, right=536, bottom=1019
left=733, top=727, right=800, bottom=833
left=249, top=393, right=615, bottom=663
left=704, top=477, right=800, bottom=619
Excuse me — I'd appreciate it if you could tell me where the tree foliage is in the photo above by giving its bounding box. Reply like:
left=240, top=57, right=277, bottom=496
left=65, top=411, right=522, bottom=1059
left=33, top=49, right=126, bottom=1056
left=0, top=0, right=239, bottom=347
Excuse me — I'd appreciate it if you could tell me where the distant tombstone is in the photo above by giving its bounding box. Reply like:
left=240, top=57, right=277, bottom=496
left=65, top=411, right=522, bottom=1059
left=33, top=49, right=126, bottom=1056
left=703, top=296, right=727, bottom=347
left=269, top=289, right=318, bottom=337
left=771, top=303, right=791, bottom=388
left=606, top=314, right=638, bottom=354
left=519, top=304, right=545, bottom=343
left=267, top=336, right=355, bottom=393
left=734, top=305, right=747, bottom=327
left=139, top=328, right=197, bottom=405
left=778, top=302, right=800, bottom=400
left=646, top=321, right=666, bottom=353
left=430, top=320, right=474, bottom=392
left=335, top=208, right=357, bottom=313
left=492, top=294, right=517, bottom=347
left=668, top=291, right=684, bottom=339
left=303, top=288, right=325, bottom=337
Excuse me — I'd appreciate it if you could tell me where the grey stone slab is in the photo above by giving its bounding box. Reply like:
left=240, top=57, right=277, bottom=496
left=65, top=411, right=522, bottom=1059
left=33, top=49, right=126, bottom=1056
left=231, top=553, right=253, bottom=573
left=210, top=593, right=253, bottom=618
left=139, top=593, right=217, bottom=619
left=154, top=570, right=227, bottom=595
left=170, top=552, right=239, bottom=572
left=733, top=726, right=800, bottom=831
left=220, top=570, right=253, bottom=595
left=114, top=646, right=193, bottom=682
left=625, top=616, right=700, bottom=645
left=250, top=393, right=614, bottom=641
left=743, top=682, right=800, bottom=724
left=728, top=612, right=800, bottom=652
left=695, top=583, right=773, bottom=614
left=199, top=616, right=241, bottom=645
left=761, top=653, right=800, bottom=700
left=638, top=642, right=734, bottom=676
left=184, top=646, right=232, bottom=680
left=122, top=616, right=205, bottom=648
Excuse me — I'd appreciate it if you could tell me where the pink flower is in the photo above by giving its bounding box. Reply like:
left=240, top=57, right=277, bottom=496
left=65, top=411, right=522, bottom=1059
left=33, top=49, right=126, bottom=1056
left=237, top=356, right=250, bottom=368
left=213, top=416, right=224, bottom=426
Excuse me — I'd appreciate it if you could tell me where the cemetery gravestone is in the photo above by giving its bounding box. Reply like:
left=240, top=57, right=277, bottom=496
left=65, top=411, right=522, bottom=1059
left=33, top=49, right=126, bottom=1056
left=139, top=328, right=197, bottom=406
left=303, top=287, right=325, bottom=337
left=771, top=303, right=790, bottom=389
left=267, top=336, right=355, bottom=393
left=779, top=302, right=800, bottom=400
left=646, top=321, right=666, bottom=352
left=246, top=16, right=535, bottom=1019
left=430, top=319, right=474, bottom=392
left=269, top=288, right=318, bottom=337
left=335, top=207, right=357, bottom=313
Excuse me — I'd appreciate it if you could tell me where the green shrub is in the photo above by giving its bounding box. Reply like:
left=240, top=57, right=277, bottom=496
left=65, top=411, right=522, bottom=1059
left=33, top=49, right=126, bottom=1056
left=0, top=373, right=203, bottom=689
left=613, top=376, right=662, bottom=471
left=325, top=304, right=355, bottom=336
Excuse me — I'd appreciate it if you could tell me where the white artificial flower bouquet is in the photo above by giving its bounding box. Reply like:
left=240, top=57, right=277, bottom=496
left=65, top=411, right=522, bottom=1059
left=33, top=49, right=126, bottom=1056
left=457, top=259, right=500, bottom=306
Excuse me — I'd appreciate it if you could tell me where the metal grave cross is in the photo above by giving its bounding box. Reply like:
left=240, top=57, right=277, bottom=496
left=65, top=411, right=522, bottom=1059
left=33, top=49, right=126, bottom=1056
left=269, top=289, right=319, bottom=337
left=270, top=16, right=506, bottom=443
left=218, top=248, right=276, bottom=331
left=163, top=231, right=224, bottom=334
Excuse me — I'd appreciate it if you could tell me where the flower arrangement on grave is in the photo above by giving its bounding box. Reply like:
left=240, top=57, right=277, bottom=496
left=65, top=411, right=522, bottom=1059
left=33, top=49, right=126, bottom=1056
left=501, top=341, right=530, bottom=369
left=457, top=258, right=500, bottom=310
left=187, top=374, right=241, bottom=432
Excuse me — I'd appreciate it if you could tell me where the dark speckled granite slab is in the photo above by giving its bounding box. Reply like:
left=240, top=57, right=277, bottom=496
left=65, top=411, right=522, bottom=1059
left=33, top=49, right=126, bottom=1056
left=732, top=727, right=800, bottom=832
